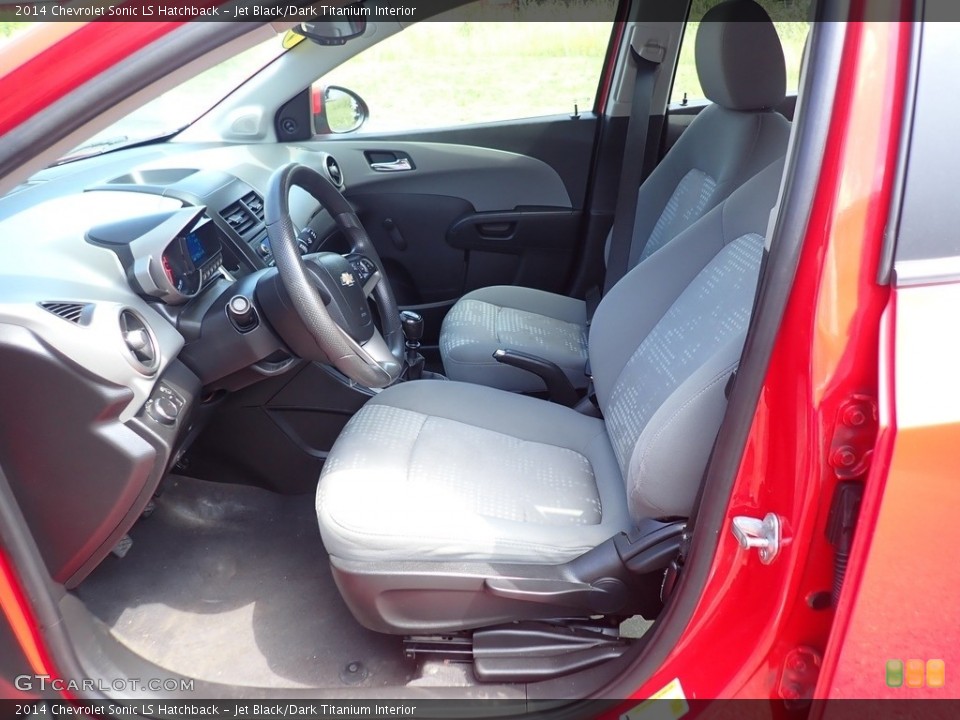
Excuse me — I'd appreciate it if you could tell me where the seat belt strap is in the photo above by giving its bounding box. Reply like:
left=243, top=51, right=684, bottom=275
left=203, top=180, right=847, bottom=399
left=603, top=39, right=664, bottom=295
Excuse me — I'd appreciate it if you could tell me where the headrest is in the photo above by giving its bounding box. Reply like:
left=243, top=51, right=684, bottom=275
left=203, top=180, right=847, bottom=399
left=695, top=0, right=787, bottom=111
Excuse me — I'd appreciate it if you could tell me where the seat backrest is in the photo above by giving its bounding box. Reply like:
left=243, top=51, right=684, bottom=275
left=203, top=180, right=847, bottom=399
left=605, top=0, right=790, bottom=272
left=589, top=157, right=785, bottom=521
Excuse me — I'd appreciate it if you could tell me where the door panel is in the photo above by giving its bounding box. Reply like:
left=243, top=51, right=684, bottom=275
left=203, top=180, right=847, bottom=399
left=374, top=114, right=599, bottom=208
left=349, top=192, right=472, bottom=305
left=309, top=115, right=599, bottom=349
left=324, top=136, right=574, bottom=210
left=448, top=207, right=582, bottom=294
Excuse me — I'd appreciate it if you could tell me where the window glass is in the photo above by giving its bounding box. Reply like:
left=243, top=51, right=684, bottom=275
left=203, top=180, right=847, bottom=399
left=314, top=18, right=614, bottom=134
left=62, top=37, right=286, bottom=162
left=670, top=0, right=811, bottom=106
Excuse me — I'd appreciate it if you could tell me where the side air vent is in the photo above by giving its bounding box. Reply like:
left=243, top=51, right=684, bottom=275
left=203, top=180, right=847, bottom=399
left=119, top=309, right=159, bottom=375
left=242, top=191, right=264, bottom=222
left=39, top=301, right=92, bottom=325
left=325, top=156, right=344, bottom=188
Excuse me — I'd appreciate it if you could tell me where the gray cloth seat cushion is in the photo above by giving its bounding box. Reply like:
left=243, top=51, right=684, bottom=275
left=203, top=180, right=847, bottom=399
left=439, top=286, right=590, bottom=392
left=317, top=379, right=632, bottom=564
left=439, top=0, right=789, bottom=392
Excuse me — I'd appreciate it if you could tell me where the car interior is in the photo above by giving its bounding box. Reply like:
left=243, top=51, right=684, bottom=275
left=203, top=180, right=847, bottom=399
left=0, top=0, right=829, bottom=700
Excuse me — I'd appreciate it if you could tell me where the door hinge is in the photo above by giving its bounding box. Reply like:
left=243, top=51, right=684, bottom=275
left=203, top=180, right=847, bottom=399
left=828, top=395, right=878, bottom=480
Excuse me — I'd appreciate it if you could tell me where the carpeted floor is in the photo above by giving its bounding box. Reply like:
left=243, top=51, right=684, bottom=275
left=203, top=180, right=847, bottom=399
left=76, top=475, right=417, bottom=689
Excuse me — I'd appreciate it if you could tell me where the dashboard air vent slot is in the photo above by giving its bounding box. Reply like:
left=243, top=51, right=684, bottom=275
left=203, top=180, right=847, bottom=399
left=220, top=200, right=257, bottom=237
left=119, top=309, right=159, bottom=375
left=325, top=156, right=344, bottom=187
left=242, top=191, right=265, bottom=222
left=39, top=301, right=92, bottom=325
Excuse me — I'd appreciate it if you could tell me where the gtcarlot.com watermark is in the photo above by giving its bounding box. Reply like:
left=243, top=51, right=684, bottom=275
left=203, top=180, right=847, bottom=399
left=14, top=674, right=195, bottom=693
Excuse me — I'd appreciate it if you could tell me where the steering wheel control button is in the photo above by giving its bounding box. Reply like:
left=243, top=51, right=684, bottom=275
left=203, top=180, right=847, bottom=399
left=227, top=294, right=259, bottom=333
left=297, top=228, right=318, bottom=255
left=348, top=255, right=377, bottom=285
left=147, top=397, right=180, bottom=426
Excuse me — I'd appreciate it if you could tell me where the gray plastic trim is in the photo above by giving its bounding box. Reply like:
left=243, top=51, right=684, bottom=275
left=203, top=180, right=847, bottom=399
left=0, top=190, right=186, bottom=422
left=127, top=206, right=208, bottom=304
left=302, top=140, right=572, bottom=211
left=894, top=256, right=960, bottom=287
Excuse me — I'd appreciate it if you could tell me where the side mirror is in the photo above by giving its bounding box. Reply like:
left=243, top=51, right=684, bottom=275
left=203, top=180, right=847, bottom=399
left=313, top=86, right=369, bottom=135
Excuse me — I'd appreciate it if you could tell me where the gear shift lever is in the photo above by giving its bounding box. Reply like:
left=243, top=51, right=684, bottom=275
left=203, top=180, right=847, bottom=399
left=400, top=310, right=425, bottom=381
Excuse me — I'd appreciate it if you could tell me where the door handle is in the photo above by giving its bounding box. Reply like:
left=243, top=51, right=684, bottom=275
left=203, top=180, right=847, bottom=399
left=370, top=157, right=413, bottom=172
left=477, top=221, right=516, bottom=239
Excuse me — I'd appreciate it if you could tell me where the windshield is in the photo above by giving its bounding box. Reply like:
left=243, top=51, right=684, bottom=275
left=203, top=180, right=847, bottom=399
left=59, top=36, right=287, bottom=163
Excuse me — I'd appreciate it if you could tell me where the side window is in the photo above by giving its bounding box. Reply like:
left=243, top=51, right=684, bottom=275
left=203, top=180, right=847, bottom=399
left=669, top=1, right=810, bottom=106
left=312, top=19, right=614, bottom=134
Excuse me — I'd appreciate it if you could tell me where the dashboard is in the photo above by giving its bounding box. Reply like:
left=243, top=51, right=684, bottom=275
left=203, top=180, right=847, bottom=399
left=0, top=143, right=349, bottom=589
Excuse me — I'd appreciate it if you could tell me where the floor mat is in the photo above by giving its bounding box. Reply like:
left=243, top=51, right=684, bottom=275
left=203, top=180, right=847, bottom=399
left=77, top=476, right=414, bottom=689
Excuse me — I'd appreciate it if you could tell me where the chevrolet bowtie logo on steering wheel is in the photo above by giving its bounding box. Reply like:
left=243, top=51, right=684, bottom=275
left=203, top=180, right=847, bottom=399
left=340, top=272, right=356, bottom=287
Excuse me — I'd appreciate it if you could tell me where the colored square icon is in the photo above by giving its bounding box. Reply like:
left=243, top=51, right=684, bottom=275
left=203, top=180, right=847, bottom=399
left=886, top=659, right=903, bottom=687
left=906, top=659, right=925, bottom=688
left=927, top=659, right=946, bottom=688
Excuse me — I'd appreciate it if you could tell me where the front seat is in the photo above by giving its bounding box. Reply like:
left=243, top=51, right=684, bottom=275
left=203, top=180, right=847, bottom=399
left=317, top=156, right=786, bottom=634
left=439, top=0, right=790, bottom=393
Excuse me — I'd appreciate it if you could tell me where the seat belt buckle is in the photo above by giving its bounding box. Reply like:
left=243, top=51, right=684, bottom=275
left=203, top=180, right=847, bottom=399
left=660, top=527, right=692, bottom=603
left=661, top=559, right=681, bottom=603
left=583, top=361, right=599, bottom=409
left=584, top=286, right=601, bottom=326
left=587, top=382, right=599, bottom=410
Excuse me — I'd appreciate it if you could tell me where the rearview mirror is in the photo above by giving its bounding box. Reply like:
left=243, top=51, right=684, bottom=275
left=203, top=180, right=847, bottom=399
left=294, top=19, right=367, bottom=46
left=313, top=86, right=369, bottom=135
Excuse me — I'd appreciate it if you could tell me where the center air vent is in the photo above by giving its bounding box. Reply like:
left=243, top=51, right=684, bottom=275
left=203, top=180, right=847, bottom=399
left=39, top=301, right=92, bottom=326
left=242, top=191, right=264, bottom=222
left=119, top=309, right=159, bottom=375
left=325, top=156, right=344, bottom=188
left=220, top=191, right=265, bottom=238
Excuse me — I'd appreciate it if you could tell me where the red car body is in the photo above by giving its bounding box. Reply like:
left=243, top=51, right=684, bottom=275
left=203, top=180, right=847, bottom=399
left=0, top=8, right=956, bottom=710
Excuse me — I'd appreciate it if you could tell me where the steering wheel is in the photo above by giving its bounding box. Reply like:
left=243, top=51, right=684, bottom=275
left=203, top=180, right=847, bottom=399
left=264, top=162, right=404, bottom=388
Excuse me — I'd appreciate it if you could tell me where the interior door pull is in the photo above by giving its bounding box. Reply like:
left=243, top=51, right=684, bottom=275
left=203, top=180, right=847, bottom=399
left=477, top=221, right=516, bottom=239
left=370, top=158, right=413, bottom=172
left=383, top=218, right=408, bottom=250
